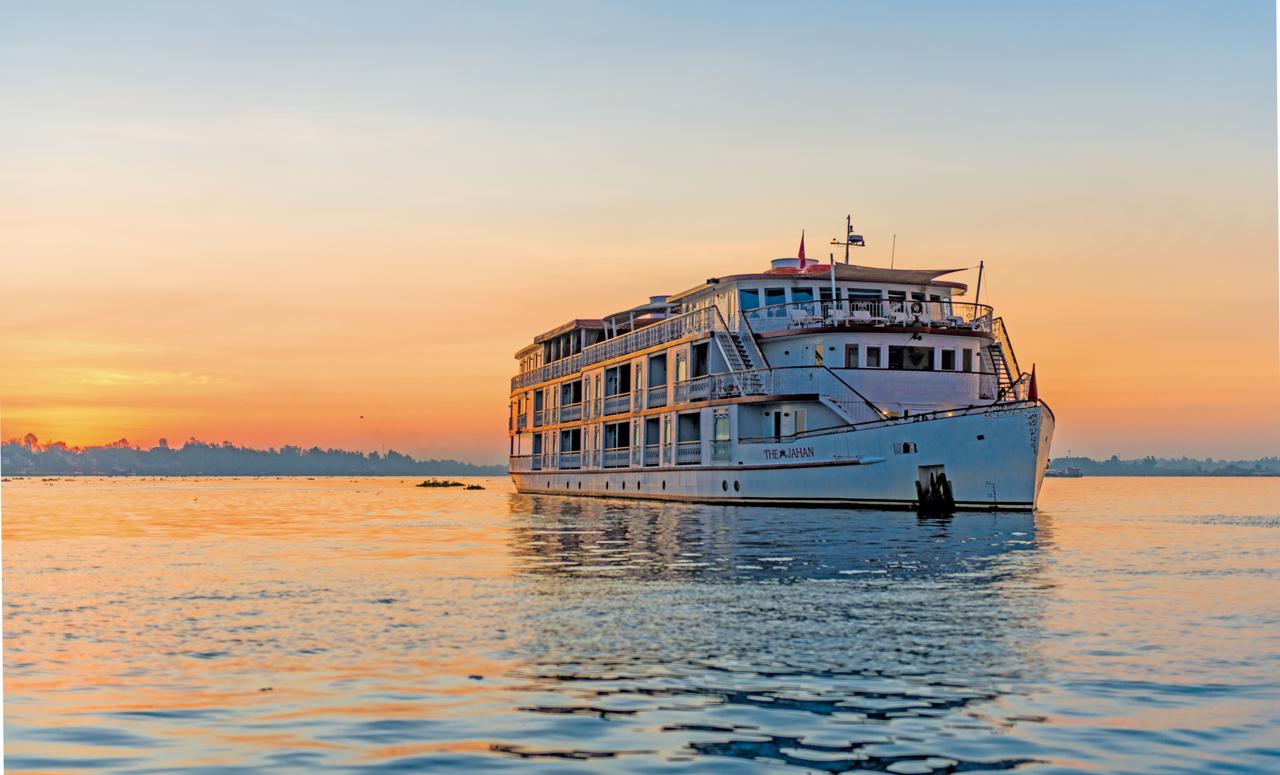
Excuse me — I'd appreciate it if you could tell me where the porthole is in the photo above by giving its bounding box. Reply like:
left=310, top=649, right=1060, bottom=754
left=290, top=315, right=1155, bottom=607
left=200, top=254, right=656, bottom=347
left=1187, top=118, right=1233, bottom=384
left=976, top=434, right=985, bottom=441
left=622, top=481, right=626, bottom=490
left=605, top=481, right=609, bottom=490
left=662, top=481, right=666, bottom=490
left=578, top=481, right=582, bottom=489
left=722, top=480, right=728, bottom=491
left=636, top=482, right=641, bottom=490
left=734, top=480, right=740, bottom=492
left=783, top=350, right=790, bottom=355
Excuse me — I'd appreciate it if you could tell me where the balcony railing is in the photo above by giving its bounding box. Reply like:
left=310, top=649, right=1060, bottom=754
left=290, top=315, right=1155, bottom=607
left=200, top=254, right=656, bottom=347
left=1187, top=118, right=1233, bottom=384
left=674, top=376, right=712, bottom=404
left=603, top=393, right=631, bottom=416
left=670, top=366, right=884, bottom=424
left=602, top=447, right=631, bottom=469
left=643, top=444, right=660, bottom=466
left=646, top=384, right=667, bottom=408
left=512, top=306, right=723, bottom=391
left=532, top=409, right=546, bottom=427
left=742, top=299, right=993, bottom=335
left=559, top=402, right=583, bottom=423
left=557, top=451, right=582, bottom=470
left=516, top=415, right=528, bottom=431
left=675, top=440, right=702, bottom=465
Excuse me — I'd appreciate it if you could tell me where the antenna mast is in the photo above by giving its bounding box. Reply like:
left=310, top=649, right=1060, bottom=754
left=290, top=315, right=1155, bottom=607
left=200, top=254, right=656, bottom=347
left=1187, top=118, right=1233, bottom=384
left=829, top=213, right=866, bottom=265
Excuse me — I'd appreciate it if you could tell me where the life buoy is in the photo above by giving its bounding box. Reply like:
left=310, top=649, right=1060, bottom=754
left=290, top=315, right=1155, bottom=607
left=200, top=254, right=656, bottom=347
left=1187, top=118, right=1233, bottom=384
left=910, top=301, right=924, bottom=315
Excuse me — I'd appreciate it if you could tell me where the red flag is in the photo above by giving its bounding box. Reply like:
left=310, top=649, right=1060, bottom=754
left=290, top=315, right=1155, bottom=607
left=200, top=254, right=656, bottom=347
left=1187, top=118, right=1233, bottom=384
left=797, top=230, right=806, bottom=264
left=1028, top=364, right=1038, bottom=402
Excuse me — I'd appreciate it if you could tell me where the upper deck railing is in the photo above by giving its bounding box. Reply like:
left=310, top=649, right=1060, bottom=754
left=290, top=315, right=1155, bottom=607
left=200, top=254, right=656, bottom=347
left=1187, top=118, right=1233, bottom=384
left=742, top=299, right=993, bottom=335
left=511, top=306, right=722, bottom=392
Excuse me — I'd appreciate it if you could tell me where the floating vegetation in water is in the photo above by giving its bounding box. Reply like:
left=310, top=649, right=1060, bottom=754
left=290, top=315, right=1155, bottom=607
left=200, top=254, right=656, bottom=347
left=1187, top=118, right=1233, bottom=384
left=417, top=478, right=484, bottom=490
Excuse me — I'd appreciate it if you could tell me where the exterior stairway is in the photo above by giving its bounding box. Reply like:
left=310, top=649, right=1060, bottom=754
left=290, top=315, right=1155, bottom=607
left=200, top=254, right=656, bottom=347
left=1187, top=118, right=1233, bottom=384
left=713, top=330, right=767, bottom=395
left=988, top=343, right=1012, bottom=395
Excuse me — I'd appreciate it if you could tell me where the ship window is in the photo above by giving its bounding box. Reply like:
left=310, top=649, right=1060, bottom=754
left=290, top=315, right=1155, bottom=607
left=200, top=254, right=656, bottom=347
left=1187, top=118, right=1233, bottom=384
left=765, top=287, right=786, bottom=310
left=734, top=480, right=740, bottom=492
left=889, top=345, right=933, bottom=371
left=865, top=346, right=882, bottom=368
left=819, top=286, right=834, bottom=302
left=963, top=349, right=973, bottom=372
left=940, top=350, right=956, bottom=371
left=722, top=480, right=728, bottom=491
left=792, top=287, right=814, bottom=303
left=739, top=288, right=760, bottom=310
left=845, top=344, right=859, bottom=368
left=887, top=290, right=906, bottom=302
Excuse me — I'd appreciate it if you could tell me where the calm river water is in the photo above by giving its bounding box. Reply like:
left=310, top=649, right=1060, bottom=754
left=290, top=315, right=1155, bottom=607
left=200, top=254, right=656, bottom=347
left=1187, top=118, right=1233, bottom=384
left=4, top=476, right=1279, bottom=773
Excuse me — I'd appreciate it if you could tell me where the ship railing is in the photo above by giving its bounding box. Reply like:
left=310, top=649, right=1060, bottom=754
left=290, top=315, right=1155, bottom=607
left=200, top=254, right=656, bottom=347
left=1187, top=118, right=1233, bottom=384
left=558, top=402, right=583, bottom=423
left=646, top=384, right=668, bottom=408
left=602, top=447, right=630, bottom=469
left=603, top=393, right=632, bottom=416
left=643, top=444, right=660, bottom=466
left=511, top=306, right=721, bottom=391
left=557, top=451, right=582, bottom=470
left=742, top=299, right=993, bottom=335
left=675, top=440, right=702, bottom=465
left=509, top=455, right=533, bottom=472
left=669, top=366, right=884, bottom=425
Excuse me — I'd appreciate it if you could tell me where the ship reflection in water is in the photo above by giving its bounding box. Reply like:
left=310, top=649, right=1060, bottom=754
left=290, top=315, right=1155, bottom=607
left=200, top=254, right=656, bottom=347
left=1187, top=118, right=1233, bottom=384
left=5, top=477, right=1278, bottom=773
left=504, top=495, right=1048, bottom=771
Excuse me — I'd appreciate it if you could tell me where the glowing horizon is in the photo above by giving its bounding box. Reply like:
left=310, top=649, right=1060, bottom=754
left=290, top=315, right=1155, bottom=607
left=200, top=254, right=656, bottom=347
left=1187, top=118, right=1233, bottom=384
left=2, top=1, right=1278, bottom=463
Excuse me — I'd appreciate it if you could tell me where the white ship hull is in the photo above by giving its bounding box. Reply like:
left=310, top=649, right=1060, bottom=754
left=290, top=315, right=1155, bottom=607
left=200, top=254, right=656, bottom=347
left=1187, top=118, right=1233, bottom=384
left=513, top=402, right=1053, bottom=510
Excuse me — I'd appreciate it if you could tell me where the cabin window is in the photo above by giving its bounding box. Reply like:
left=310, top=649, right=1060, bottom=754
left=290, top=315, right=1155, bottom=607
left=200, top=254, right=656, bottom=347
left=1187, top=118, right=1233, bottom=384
left=940, top=350, right=956, bottom=371
left=889, top=345, right=934, bottom=371
left=560, top=428, right=582, bottom=452
left=819, top=286, right=835, bottom=302
left=845, top=344, right=859, bottom=368
left=765, top=287, right=787, bottom=311
left=865, top=346, right=882, bottom=368
left=604, top=422, right=630, bottom=448
left=963, top=349, right=973, bottom=372
left=848, top=288, right=880, bottom=299
left=887, top=290, right=906, bottom=302
left=691, top=342, right=710, bottom=377
left=648, top=352, right=667, bottom=387
left=739, top=288, right=760, bottom=310
left=792, top=287, right=814, bottom=303
left=911, top=291, right=926, bottom=302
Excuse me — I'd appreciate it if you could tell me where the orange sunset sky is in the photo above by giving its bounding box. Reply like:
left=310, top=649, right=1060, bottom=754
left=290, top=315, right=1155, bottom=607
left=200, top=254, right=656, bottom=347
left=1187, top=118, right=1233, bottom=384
left=2, top=2, right=1278, bottom=463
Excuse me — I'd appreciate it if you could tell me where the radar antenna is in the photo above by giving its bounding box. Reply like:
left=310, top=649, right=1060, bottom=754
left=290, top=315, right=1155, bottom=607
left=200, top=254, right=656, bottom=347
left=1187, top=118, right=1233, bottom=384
left=829, top=213, right=866, bottom=264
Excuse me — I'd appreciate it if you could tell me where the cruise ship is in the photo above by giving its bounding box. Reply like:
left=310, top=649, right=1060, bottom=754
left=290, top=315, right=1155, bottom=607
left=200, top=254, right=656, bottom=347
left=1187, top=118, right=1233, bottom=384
left=508, top=226, right=1054, bottom=510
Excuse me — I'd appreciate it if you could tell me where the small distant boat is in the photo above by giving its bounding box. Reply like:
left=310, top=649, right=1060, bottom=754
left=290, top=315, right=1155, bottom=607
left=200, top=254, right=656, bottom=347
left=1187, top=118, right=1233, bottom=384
left=1045, top=467, right=1084, bottom=478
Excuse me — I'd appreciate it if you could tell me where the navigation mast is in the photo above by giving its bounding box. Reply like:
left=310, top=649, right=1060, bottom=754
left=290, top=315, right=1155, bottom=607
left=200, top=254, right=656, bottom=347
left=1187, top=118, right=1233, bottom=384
left=829, top=214, right=866, bottom=264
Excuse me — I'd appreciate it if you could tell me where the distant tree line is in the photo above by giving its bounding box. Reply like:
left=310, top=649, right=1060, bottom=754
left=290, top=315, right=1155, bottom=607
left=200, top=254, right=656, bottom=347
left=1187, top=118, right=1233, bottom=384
left=1, top=434, right=507, bottom=476
left=1051, top=455, right=1280, bottom=477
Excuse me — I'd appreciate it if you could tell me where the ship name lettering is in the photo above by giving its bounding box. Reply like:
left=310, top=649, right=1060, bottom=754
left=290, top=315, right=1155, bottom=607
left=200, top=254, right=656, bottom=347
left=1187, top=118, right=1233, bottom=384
left=763, top=446, right=816, bottom=460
